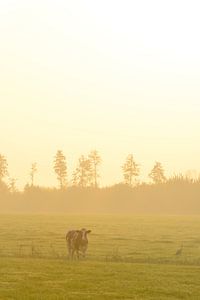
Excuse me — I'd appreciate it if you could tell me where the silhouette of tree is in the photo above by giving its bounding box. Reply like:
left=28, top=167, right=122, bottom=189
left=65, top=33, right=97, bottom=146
left=149, top=161, right=166, bottom=184
left=53, top=150, right=67, bottom=189
left=88, top=150, right=101, bottom=188
left=9, top=177, right=18, bottom=193
left=122, top=154, right=140, bottom=186
left=0, top=154, right=8, bottom=181
left=0, top=154, right=8, bottom=193
left=72, top=155, right=92, bottom=187
left=30, top=163, right=37, bottom=186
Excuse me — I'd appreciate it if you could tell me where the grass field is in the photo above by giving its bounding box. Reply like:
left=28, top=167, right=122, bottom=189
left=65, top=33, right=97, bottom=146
left=0, top=214, right=200, bottom=299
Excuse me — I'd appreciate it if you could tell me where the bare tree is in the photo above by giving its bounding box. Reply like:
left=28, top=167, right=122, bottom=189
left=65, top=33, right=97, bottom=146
left=88, top=150, right=101, bottom=188
left=149, top=161, right=166, bottom=184
left=53, top=150, right=67, bottom=189
left=30, top=163, right=37, bottom=187
left=122, top=154, right=140, bottom=186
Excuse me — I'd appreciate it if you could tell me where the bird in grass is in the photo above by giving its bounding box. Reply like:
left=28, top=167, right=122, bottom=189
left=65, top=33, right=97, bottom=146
left=175, top=244, right=183, bottom=256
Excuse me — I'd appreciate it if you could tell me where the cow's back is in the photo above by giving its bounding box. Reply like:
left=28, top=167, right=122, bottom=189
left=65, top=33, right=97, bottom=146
left=66, top=230, right=76, bottom=242
left=66, top=230, right=82, bottom=249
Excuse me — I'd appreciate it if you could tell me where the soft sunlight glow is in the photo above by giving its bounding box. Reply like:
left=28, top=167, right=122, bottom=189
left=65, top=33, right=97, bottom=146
left=1, top=0, right=200, bottom=188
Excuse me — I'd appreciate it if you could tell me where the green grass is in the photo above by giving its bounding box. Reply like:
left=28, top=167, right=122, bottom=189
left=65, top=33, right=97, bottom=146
left=0, top=214, right=200, bottom=299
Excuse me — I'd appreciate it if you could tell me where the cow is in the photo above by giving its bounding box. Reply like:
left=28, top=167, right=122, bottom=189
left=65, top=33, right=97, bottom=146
left=66, top=228, right=91, bottom=260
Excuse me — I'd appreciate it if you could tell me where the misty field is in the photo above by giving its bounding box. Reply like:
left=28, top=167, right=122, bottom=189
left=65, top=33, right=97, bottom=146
left=0, top=215, right=200, bottom=299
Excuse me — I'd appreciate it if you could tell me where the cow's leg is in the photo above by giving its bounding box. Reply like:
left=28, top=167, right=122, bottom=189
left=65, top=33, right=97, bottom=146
left=69, top=248, right=73, bottom=260
left=67, top=241, right=72, bottom=259
left=72, top=247, right=79, bottom=260
left=76, top=249, right=80, bottom=260
left=81, top=244, right=88, bottom=259
left=71, top=248, right=76, bottom=260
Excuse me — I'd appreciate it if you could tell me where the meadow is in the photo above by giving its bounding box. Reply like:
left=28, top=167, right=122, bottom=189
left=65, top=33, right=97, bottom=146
left=0, top=214, right=200, bottom=299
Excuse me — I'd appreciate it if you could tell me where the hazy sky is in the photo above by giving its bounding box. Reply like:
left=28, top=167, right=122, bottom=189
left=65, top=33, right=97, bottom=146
left=1, top=0, right=200, bottom=188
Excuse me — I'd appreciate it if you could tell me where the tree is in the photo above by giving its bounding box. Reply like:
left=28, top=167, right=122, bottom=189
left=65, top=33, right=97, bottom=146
left=0, top=154, right=8, bottom=193
left=149, top=161, right=166, bottom=184
left=53, top=150, right=67, bottom=189
left=122, top=154, right=140, bottom=186
left=30, top=163, right=37, bottom=186
left=0, top=154, right=8, bottom=181
left=8, top=177, right=18, bottom=193
left=72, top=155, right=92, bottom=187
left=88, top=150, right=101, bottom=188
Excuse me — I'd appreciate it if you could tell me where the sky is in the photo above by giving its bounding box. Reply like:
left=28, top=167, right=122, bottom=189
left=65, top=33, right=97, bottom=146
left=0, top=0, right=200, bottom=188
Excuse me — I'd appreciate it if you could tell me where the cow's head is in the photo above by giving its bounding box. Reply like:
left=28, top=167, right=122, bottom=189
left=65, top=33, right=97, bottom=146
left=79, top=228, right=91, bottom=257
left=81, top=228, right=91, bottom=242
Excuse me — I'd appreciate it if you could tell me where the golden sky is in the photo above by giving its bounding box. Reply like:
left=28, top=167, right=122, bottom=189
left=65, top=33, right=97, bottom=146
left=1, top=0, right=200, bottom=188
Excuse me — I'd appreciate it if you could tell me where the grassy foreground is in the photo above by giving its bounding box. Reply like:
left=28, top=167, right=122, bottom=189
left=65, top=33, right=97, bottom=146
left=1, top=258, right=200, bottom=300
left=0, top=214, right=200, bottom=299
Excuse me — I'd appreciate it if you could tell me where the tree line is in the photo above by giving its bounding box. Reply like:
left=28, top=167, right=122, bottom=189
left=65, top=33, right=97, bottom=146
left=0, top=150, right=168, bottom=192
left=1, top=151, right=200, bottom=214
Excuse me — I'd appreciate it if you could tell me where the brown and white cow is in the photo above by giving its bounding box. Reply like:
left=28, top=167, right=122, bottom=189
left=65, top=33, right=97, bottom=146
left=66, top=228, right=91, bottom=259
